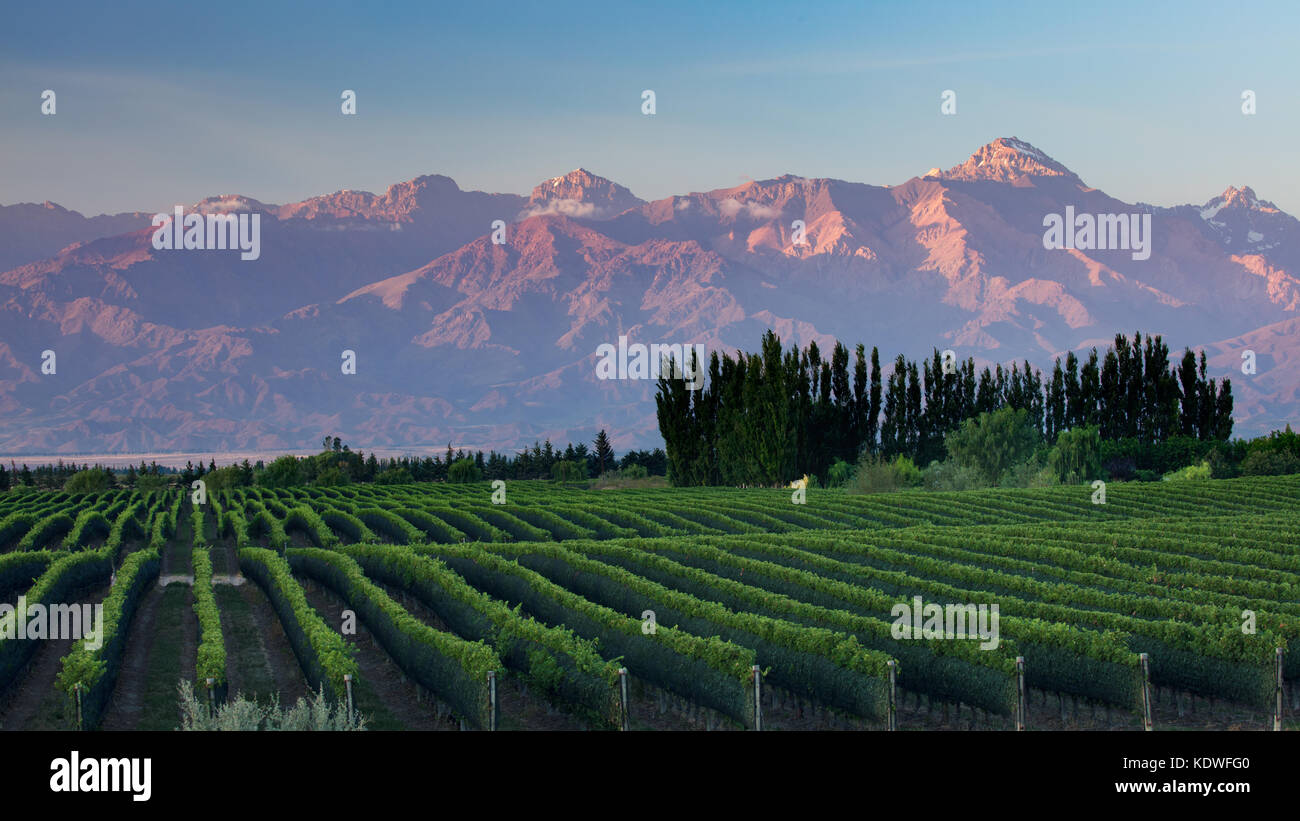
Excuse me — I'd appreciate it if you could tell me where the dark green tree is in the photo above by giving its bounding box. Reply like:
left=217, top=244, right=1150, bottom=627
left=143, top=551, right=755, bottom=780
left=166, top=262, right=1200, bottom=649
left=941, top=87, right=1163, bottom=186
left=593, top=429, right=615, bottom=476
left=1178, top=348, right=1199, bottom=437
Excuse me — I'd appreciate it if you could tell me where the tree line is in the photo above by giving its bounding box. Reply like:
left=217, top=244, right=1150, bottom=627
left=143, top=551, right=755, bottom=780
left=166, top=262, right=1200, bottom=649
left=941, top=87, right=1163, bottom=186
left=0, top=459, right=174, bottom=492
left=0, top=430, right=667, bottom=492
left=656, top=330, right=1233, bottom=486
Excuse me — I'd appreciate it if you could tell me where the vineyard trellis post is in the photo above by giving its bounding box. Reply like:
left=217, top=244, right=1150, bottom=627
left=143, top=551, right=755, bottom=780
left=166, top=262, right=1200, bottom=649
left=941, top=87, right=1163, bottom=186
left=752, top=665, right=762, bottom=731
left=886, top=660, right=897, bottom=731
left=343, top=673, right=354, bottom=723
left=1016, top=656, right=1026, bottom=731
left=488, top=670, right=497, bottom=731
left=1275, top=647, right=1284, bottom=732
left=74, top=682, right=83, bottom=730
left=1139, top=653, right=1153, bottom=731
left=206, top=677, right=215, bottom=720
left=618, top=667, right=630, bottom=731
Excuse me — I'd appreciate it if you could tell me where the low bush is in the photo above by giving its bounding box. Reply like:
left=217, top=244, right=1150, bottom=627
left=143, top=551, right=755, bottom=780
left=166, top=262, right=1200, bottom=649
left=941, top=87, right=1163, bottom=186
left=1164, top=461, right=1212, bottom=481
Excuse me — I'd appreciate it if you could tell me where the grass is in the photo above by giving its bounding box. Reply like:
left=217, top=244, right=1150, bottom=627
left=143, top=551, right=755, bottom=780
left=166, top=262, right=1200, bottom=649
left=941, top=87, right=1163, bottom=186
left=213, top=584, right=277, bottom=703
left=137, top=584, right=189, bottom=730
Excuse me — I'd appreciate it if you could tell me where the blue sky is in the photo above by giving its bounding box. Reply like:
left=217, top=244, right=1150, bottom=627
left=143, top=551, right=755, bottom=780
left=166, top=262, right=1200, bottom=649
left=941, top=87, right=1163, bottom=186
left=2, top=0, right=1296, bottom=215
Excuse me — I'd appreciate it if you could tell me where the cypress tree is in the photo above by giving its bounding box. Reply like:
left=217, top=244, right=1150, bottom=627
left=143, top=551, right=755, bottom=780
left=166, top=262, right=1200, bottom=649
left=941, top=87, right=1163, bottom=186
left=852, top=344, right=868, bottom=458
left=1197, top=352, right=1214, bottom=440
left=867, top=346, right=882, bottom=455
left=831, top=341, right=851, bottom=464
left=976, top=367, right=996, bottom=415
left=1047, top=358, right=1066, bottom=440
left=1214, top=379, right=1234, bottom=440
left=1081, top=348, right=1101, bottom=427
left=906, top=361, right=923, bottom=457
left=757, top=331, right=794, bottom=483
left=1100, top=347, right=1121, bottom=439
left=1025, top=362, right=1044, bottom=435
left=1063, top=351, right=1081, bottom=428
left=959, top=358, right=976, bottom=427
left=880, top=357, right=905, bottom=458
left=1178, top=348, right=1199, bottom=438
left=1125, top=332, right=1144, bottom=439
left=795, top=349, right=813, bottom=475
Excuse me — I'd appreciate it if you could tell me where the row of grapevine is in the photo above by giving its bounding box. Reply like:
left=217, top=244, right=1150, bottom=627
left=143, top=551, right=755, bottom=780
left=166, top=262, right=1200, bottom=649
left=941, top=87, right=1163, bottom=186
left=192, top=548, right=227, bottom=700
left=412, top=542, right=759, bottom=727
left=427, top=541, right=895, bottom=722
left=237, top=547, right=358, bottom=699
left=285, top=548, right=500, bottom=729
left=344, top=543, right=623, bottom=726
left=712, top=534, right=1281, bottom=707
left=55, top=547, right=161, bottom=729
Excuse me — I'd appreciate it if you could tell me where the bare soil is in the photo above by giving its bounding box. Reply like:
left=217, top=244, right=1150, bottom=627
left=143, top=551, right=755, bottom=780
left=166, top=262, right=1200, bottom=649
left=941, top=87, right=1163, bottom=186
left=298, top=578, right=456, bottom=730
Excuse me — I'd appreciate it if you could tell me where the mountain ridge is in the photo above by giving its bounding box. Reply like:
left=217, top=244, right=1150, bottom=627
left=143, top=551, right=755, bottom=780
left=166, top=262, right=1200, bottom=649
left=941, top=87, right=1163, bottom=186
left=2, top=138, right=1296, bottom=455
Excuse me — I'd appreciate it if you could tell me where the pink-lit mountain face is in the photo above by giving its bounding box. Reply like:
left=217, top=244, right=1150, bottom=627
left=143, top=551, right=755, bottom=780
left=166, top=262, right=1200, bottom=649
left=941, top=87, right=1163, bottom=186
left=1, top=138, right=1297, bottom=455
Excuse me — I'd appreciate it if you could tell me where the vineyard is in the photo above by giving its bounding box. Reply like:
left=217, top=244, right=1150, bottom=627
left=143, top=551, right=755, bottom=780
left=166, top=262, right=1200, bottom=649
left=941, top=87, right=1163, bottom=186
left=1, top=475, right=1298, bottom=731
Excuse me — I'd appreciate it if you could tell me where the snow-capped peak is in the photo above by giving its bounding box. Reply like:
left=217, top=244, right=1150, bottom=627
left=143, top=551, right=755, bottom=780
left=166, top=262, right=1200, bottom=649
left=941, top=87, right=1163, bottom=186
left=191, top=194, right=273, bottom=215
left=940, top=137, right=1078, bottom=183
left=1200, top=186, right=1279, bottom=222
left=523, top=169, right=645, bottom=220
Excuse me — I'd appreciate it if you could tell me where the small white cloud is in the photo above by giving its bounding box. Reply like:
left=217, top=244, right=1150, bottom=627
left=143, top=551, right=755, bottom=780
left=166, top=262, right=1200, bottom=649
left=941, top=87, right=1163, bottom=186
left=519, top=199, right=603, bottom=219
left=718, top=197, right=780, bottom=219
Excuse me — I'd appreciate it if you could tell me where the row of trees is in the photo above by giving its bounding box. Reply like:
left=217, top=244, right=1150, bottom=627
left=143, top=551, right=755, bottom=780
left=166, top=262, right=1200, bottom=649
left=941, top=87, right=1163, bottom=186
left=1, top=430, right=666, bottom=493
left=249, top=431, right=652, bottom=487
left=0, top=460, right=173, bottom=492
left=656, top=330, right=1234, bottom=486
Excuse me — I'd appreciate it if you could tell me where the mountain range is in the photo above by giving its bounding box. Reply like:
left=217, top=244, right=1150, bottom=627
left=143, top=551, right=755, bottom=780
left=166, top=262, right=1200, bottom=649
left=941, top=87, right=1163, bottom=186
left=2, top=136, right=1297, bottom=456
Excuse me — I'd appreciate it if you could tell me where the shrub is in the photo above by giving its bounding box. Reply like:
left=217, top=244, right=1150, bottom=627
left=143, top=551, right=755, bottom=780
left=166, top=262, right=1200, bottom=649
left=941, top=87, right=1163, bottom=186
left=825, top=459, right=853, bottom=488
left=1103, top=456, right=1137, bottom=482
left=945, top=407, right=1043, bottom=485
left=202, top=465, right=247, bottom=490
left=619, top=463, right=648, bottom=480
left=314, top=466, right=348, bottom=486
left=375, top=467, right=413, bottom=485
left=258, top=455, right=303, bottom=488
left=922, top=460, right=988, bottom=492
left=551, top=460, right=587, bottom=482
left=64, top=469, right=109, bottom=494
left=447, top=458, right=482, bottom=484
left=136, top=472, right=170, bottom=495
left=178, top=680, right=366, bottom=731
left=1206, top=446, right=1238, bottom=479
left=1164, top=461, right=1212, bottom=481
left=850, top=455, right=922, bottom=494
left=1246, top=425, right=1300, bottom=459
left=1000, top=454, right=1055, bottom=488
left=1048, top=425, right=1104, bottom=484
left=1240, top=449, right=1300, bottom=476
